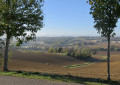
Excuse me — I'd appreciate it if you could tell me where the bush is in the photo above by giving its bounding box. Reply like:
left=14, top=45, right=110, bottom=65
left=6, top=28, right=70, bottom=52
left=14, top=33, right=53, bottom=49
left=67, top=48, right=91, bottom=60
left=77, top=48, right=91, bottom=59
left=67, top=52, right=71, bottom=56
left=48, top=47, right=92, bottom=60
left=48, top=48, right=54, bottom=53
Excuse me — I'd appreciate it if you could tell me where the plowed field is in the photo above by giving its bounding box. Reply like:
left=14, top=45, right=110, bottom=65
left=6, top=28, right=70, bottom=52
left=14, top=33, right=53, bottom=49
left=0, top=50, right=120, bottom=81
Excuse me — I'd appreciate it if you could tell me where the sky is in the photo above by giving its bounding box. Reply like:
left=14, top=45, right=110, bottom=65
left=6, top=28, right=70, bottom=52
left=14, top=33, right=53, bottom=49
left=36, top=0, right=120, bottom=37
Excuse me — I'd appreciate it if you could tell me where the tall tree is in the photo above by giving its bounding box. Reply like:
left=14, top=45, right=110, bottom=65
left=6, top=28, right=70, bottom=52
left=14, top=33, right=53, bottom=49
left=0, top=0, right=44, bottom=71
left=88, top=0, right=119, bottom=81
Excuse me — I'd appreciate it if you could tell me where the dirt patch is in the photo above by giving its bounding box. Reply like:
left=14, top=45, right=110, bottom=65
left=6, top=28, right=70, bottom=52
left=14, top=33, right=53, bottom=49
left=12, top=51, right=84, bottom=66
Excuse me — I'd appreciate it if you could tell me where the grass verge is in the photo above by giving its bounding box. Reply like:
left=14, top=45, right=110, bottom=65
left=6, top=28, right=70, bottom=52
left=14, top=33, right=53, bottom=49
left=0, top=70, right=119, bottom=85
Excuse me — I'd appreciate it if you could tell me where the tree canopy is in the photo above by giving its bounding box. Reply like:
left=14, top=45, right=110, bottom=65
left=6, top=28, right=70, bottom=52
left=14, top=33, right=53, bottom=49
left=0, top=0, right=44, bottom=45
left=88, top=0, right=119, bottom=37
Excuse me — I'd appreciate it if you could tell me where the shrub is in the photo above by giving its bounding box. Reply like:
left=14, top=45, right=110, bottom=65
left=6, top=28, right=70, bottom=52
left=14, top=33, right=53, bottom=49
left=48, top=48, right=54, bottom=53
left=67, top=52, right=71, bottom=56
left=67, top=48, right=91, bottom=60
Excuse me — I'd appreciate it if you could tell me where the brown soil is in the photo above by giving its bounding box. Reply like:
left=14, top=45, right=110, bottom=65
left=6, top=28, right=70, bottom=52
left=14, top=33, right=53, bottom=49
left=0, top=50, right=120, bottom=81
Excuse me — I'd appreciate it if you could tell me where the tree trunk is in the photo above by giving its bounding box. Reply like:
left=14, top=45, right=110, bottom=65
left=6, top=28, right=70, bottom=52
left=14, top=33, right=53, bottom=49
left=3, top=36, right=10, bottom=71
left=107, top=36, right=110, bottom=81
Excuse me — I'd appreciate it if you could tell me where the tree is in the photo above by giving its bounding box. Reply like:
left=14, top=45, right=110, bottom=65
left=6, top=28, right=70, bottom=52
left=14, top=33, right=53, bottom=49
left=53, top=48, right=57, bottom=53
left=0, top=0, right=44, bottom=71
left=88, top=0, right=119, bottom=81
left=63, top=47, right=69, bottom=53
left=57, top=47, right=63, bottom=53
left=48, top=48, right=54, bottom=53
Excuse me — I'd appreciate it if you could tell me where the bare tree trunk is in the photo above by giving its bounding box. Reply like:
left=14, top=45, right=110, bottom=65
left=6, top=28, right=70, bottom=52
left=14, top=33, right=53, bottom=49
left=3, top=36, right=9, bottom=71
left=107, top=36, right=110, bottom=81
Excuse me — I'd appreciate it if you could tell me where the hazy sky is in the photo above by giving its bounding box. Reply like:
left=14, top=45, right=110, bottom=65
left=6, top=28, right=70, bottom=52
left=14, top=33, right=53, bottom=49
left=36, top=0, right=120, bottom=37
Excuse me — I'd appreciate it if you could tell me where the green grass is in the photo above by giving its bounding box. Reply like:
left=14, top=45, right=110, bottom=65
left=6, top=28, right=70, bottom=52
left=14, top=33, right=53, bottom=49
left=63, top=54, right=107, bottom=68
left=18, top=50, right=44, bottom=54
left=55, top=53, right=67, bottom=56
left=63, top=62, right=95, bottom=68
left=0, top=70, right=114, bottom=85
left=67, top=43, right=74, bottom=45
left=98, top=55, right=107, bottom=60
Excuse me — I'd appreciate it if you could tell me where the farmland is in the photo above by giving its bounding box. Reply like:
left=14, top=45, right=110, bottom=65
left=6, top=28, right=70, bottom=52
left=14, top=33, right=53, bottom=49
left=0, top=49, right=120, bottom=81
left=12, top=37, right=120, bottom=52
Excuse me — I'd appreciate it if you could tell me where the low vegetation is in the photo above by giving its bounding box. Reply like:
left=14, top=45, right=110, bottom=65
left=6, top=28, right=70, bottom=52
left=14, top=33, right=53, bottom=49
left=48, top=47, right=92, bottom=60
left=1, top=50, right=120, bottom=84
left=18, top=50, right=44, bottom=54
left=0, top=70, right=118, bottom=85
left=63, top=62, right=95, bottom=68
left=67, top=48, right=92, bottom=60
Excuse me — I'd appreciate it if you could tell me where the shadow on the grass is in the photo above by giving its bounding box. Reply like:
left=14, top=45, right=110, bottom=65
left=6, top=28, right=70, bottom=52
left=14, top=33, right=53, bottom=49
left=3, top=70, right=120, bottom=85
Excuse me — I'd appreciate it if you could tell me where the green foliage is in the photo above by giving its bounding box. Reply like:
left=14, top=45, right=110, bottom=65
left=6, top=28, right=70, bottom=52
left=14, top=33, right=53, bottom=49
left=67, top=48, right=91, bottom=59
left=48, top=47, right=91, bottom=59
left=64, top=62, right=95, bottom=68
left=48, top=47, right=62, bottom=53
left=48, top=48, right=54, bottom=53
left=62, top=47, right=69, bottom=53
left=0, top=71, right=111, bottom=85
left=88, top=0, right=120, bottom=81
left=88, top=0, right=119, bottom=37
left=19, top=49, right=44, bottom=53
left=0, top=0, right=44, bottom=45
left=57, top=47, right=63, bottom=53
left=0, top=0, right=44, bottom=71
